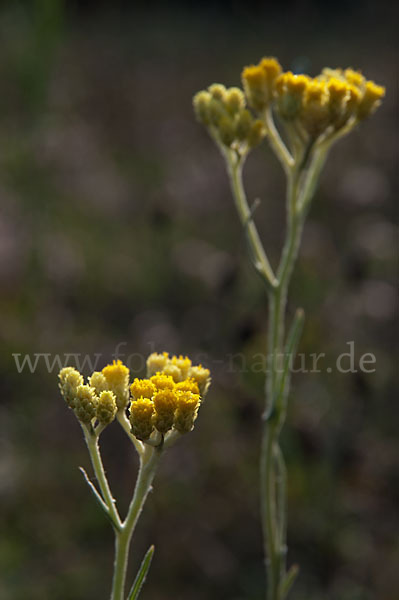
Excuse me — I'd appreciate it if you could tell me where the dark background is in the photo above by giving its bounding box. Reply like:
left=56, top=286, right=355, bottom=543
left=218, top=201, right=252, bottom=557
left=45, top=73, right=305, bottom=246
left=0, top=1, right=397, bottom=599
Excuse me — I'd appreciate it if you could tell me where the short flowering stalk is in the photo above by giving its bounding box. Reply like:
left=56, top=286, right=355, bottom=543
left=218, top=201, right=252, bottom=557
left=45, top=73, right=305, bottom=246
left=194, top=57, right=384, bottom=599
left=111, top=444, right=161, bottom=600
left=58, top=353, right=211, bottom=600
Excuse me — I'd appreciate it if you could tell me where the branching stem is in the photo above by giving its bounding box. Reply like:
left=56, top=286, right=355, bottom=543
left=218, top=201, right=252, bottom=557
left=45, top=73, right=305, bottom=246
left=225, top=105, right=328, bottom=599
left=83, top=423, right=161, bottom=600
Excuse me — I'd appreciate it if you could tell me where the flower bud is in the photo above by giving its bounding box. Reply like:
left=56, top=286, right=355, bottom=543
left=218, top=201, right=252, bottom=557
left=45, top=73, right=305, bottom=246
left=129, top=397, right=155, bottom=441
left=248, top=120, right=266, bottom=148
left=235, top=109, right=253, bottom=141
left=102, top=360, right=130, bottom=410
left=175, top=378, right=200, bottom=395
left=208, top=83, right=227, bottom=102
left=96, top=390, right=117, bottom=425
left=188, top=365, right=211, bottom=396
left=146, top=352, right=169, bottom=377
left=300, top=80, right=330, bottom=138
left=357, top=81, right=385, bottom=119
left=88, top=371, right=108, bottom=396
left=174, top=391, right=201, bottom=433
left=242, top=57, right=282, bottom=111
left=150, top=373, right=175, bottom=391
left=130, top=378, right=156, bottom=400
left=225, top=87, right=245, bottom=115
left=59, top=367, right=83, bottom=408
left=275, top=72, right=310, bottom=120
left=193, top=91, right=212, bottom=125
left=74, top=385, right=98, bottom=424
left=171, top=355, right=192, bottom=380
left=152, top=389, right=177, bottom=434
left=162, top=363, right=183, bottom=383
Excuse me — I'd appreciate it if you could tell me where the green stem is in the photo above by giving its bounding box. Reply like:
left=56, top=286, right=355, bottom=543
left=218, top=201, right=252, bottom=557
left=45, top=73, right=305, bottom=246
left=261, top=422, right=279, bottom=600
left=263, top=107, right=294, bottom=173
left=111, top=446, right=161, bottom=600
left=275, top=445, right=287, bottom=577
left=226, top=155, right=277, bottom=290
left=84, top=427, right=122, bottom=530
left=225, top=117, right=327, bottom=598
left=117, top=410, right=145, bottom=455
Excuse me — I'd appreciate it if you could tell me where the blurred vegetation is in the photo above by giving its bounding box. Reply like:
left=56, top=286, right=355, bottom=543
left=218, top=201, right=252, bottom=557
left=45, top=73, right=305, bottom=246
left=0, top=1, right=397, bottom=599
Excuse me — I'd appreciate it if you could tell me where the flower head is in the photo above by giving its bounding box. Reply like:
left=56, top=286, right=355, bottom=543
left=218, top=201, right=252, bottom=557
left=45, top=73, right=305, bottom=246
left=129, top=397, right=155, bottom=441
left=130, top=378, right=156, bottom=400
left=150, top=373, right=176, bottom=391
left=58, top=352, right=211, bottom=443
left=96, top=390, right=117, bottom=425
left=89, top=371, right=108, bottom=396
left=188, top=365, right=211, bottom=396
left=152, top=389, right=177, bottom=434
left=242, top=57, right=282, bottom=110
left=146, top=352, right=170, bottom=377
left=102, top=360, right=130, bottom=410
left=174, top=391, right=201, bottom=433
left=193, top=84, right=266, bottom=155
left=74, top=385, right=98, bottom=424
left=194, top=57, right=385, bottom=155
left=59, top=367, right=83, bottom=408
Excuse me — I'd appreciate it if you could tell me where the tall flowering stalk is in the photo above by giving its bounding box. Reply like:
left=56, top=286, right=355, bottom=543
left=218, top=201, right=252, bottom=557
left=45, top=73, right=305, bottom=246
left=58, top=353, right=210, bottom=600
left=193, top=57, right=384, bottom=599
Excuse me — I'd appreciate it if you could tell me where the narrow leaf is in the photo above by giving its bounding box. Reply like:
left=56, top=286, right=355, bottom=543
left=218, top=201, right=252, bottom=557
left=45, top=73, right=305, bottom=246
left=279, top=564, right=299, bottom=599
left=79, top=467, right=121, bottom=531
left=127, top=545, right=155, bottom=600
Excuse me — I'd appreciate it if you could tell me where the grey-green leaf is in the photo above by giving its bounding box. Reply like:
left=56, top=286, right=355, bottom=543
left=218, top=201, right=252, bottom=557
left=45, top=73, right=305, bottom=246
left=279, top=563, right=299, bottom=599
left=127, top=545, right=155, bottom=600
left=79, top=466, right=121, bottom=532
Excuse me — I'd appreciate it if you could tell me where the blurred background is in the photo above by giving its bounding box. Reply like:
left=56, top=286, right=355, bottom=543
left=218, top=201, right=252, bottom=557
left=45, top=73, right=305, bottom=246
left=0, top=1, right=397, bottom=599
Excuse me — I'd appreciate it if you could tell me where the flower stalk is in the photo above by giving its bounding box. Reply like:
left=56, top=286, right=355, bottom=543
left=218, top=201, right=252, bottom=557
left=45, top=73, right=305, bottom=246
left=193, top=56, right=384, bottom=599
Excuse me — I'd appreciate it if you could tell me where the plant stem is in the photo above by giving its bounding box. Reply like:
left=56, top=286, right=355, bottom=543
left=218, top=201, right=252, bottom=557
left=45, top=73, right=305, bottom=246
left=84, top=427, right=122, bottom=530
left=226, top=154, right=277, bottom=290
left=226, top=127, right=322, bottom=598
left=261, top=167, right=304, bottom=600
left=117, top=410, right=145, bottom=455
left=111, top=446, right=161, bottom=600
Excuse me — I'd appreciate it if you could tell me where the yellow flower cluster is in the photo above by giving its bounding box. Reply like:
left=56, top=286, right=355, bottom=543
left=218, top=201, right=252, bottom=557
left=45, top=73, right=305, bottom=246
left=193, top=84, right=266, bottom=154
left=274, top=67, right=384, bottom=138
left=58, top=354, right=211, bottom=441
left=194, top=56, right=385, bottom=150
left=59, top=364, right=120, bottom=425
left=130, top=352, right=211, bottom=440
left=244, top=58, right=385, bottom=139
